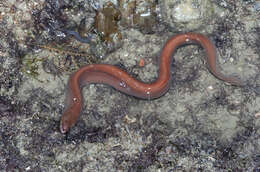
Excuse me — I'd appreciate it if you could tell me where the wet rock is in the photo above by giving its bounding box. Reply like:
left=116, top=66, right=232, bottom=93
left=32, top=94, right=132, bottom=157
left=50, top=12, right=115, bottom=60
left=92, top=1, right=123, bottom=58
left=160, top=0, right=216, bottom=31
left=118, top=0, right=158, bottom=33
left=94, top=2, right=121, bottom=43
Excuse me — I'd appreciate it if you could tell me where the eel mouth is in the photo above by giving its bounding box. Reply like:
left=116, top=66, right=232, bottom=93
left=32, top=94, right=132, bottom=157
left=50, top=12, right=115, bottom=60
left=60, top=121, right=68, bottom=134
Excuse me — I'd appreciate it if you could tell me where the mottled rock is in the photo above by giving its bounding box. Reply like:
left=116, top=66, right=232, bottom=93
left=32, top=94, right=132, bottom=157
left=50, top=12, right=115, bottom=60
left=160, top=0, right=215, bottom=31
